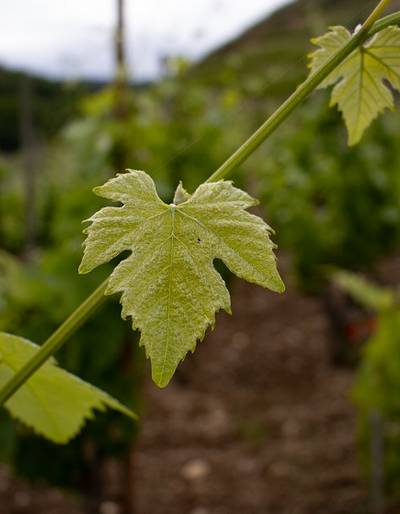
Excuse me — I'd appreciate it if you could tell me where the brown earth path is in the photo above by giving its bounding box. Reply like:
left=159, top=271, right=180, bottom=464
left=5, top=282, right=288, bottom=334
left=134, top=273, right=367, bottom=514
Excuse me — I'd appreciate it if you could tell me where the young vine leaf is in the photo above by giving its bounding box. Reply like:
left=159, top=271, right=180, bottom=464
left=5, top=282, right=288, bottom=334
left=0, top=332, right=136, bottom=443
left=79, top=170, right=284, bottom=387
left=309, top=26, right=400, bottom=145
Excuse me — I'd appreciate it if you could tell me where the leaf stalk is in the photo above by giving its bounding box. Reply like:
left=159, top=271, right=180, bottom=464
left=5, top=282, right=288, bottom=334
left=0, top=279, right=109, bottom=406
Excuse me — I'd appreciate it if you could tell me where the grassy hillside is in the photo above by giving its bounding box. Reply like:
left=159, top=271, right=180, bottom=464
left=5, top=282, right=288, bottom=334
left=194, top=0, right=400, bottom=99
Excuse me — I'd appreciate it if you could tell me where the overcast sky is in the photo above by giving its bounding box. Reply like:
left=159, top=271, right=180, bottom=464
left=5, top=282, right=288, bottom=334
left=0, top=0, right=291, bottom=81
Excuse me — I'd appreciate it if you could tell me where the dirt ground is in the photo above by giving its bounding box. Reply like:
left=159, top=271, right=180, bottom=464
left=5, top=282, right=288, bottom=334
left=1, top=256, right=400, bottom=514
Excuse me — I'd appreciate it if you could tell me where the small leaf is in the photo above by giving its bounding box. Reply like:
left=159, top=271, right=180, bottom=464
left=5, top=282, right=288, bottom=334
left=309, top=26, right=400, bottom=145
left=0, top=332, right=136, bottom=444
left=80, top=170, right=284, bottom=387
left=333, top=270, right=396, bottom=312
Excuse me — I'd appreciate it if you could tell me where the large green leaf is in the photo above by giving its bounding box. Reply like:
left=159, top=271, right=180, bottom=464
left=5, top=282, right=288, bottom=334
left=309, top=26, right=400, bottom=145
left=80, top=170, right=284, bottom=387
left=0, top=332, right=136, bottom=444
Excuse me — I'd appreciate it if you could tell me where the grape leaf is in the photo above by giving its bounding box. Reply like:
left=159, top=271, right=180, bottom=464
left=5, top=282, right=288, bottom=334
left=309, top=26, right=400, bottom=145
left=79, top=170, right=284, bottom=387
left=0, top=332, right=136, bottom=444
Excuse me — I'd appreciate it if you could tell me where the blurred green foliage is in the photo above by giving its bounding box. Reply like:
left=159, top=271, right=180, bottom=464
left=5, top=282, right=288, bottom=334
left=257, top=98, right=400, bottom=290
left=334, top=274, right=399, bottom=497
left=333, top=271, right=400, bottom=495
left=354, top=310, right=400, bottom=496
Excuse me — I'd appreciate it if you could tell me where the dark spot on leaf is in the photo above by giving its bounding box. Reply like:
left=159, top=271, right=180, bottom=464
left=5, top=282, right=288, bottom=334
left=197, top=238, right=202, bottom=243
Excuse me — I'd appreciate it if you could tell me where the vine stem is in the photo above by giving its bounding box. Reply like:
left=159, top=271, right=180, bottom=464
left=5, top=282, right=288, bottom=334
left=0, top=0, right=396, bottom=407
left=206, top=0, right=393, bottom=183
left=368, top=11, right=400, bottom=35
left=364, top=0, right=393, bottom=30
left=0, top=279, right=109, bottom=405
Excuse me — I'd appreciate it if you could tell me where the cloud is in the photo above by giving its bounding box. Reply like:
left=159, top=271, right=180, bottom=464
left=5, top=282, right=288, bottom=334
left=0, top=0, right=290, bottom=81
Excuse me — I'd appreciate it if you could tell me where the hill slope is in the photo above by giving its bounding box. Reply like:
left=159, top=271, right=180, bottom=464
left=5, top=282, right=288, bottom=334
left=194, top=0, right=400, bottom=99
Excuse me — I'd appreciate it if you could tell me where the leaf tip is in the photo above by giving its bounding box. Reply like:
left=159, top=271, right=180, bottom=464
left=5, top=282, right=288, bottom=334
left=152, top=371, right=172, bottom=389
left=77, top=261, right=88, bottom=275
left=276, top=279, right=286, bottom=294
